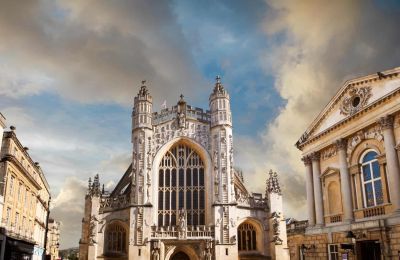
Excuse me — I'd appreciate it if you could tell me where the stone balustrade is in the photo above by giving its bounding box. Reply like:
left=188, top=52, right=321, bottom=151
left=151, top=225, right=214, bottom=238
left=99, top=194, right=130, bottom=210
left=363, top=205, right=385, bottom=218
left=329, top=214, right=342, bottom=223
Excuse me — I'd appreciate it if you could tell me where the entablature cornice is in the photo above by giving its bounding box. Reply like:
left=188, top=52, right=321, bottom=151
left=2, top=155, right=42, bottom=191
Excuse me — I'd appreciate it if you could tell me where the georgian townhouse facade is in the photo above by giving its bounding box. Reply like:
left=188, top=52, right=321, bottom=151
left=0, top=128, right=51, bottom=260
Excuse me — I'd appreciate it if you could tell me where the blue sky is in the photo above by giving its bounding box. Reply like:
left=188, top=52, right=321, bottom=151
left=0, top=0, right=399, bottom=248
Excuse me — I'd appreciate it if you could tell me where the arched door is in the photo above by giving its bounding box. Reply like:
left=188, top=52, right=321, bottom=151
left=171, top=251, right=190, bottom=260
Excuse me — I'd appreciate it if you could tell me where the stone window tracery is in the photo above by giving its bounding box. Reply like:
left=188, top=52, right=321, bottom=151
left=238, top=222, right=257, bottom=251
left=158, top=143, right=205, bottom=227
left=105, top=222, right=127, bottom=254
left=360, top=150, right=383, bottom=207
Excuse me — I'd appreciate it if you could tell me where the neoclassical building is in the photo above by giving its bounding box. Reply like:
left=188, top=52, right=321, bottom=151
left=0, top=127, right=51, bottom=260
left=79, top=78, right=289, bottom=260
left=291, top=67, right=400, bottom=259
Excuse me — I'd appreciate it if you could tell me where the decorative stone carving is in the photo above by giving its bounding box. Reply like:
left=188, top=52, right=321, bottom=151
left=340, top=86, right=372, bottom=116
left=301, top=155, right=311, bottom=165
left=178, top=112, right=186, bottom=129
left=100, top=194, right=130, bottom=209
left=204, top=240, right=213, bottom=260
left=270, top=211, right=282, bottom=245
left=310, top=152, right=321, bottom=161
left=229, top=218, right=236, bottom=227
left=346, top=126, right=384, bottom=153
left=335, top=138, right=347, bottom=150
left=178, top=209, right=187, bottom=239
left=321, top=146, right=337, bottom=160
left=151, top=122, right=210, bottom=156
left=266, top=170, right=282, bottom=195
left=151, top=240, right=161, bottom=260
left=213, top=151, right=218, bottom=170
left=378, top=115, right=394, bottom=130
left=88, top=215, right=98, bottom=244
left=215, top=218, right=221, bottom=227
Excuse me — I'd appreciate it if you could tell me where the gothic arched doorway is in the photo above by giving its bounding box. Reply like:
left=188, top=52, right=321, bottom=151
left=171, top=251, right=190, bottom=260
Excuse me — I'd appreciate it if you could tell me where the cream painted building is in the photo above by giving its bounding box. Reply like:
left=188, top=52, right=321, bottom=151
left=290, top=67, right=400, bottom=259
left=0, top=113, right=5, bottom=258
left=0, top=127, right=51, bottom=260
left=79, top=78, right=290, bottom=260
left=47, top=218, right=61, bottom=260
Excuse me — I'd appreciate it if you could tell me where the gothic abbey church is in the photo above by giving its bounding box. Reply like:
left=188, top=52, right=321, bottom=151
left=79, top=78, right=289, bottom=260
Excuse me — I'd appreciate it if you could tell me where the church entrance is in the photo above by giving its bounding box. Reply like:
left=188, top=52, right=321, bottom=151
left=171, top=251, right=190, bottom=260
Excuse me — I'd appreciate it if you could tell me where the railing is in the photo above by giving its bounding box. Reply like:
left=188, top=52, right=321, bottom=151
left=236, top=193, right=268, bottom=209
left=330, top=214, right=342, bottom=223
left=151, top=225, right=214, bottom=238
left=363, top=205, right=385, bottom=218
left=286, top=220, right=308, bottom=235
left=100, top=194, right=130, bottom=210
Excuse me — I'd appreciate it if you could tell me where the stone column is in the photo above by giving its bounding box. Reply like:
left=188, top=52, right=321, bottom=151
left=302, top=156, right=315, bottom=226
left=379, top=115, right=400, bottom=213
left=311, top=152, right=324, bottom=226
left=336, top=138, right=353, bottom=223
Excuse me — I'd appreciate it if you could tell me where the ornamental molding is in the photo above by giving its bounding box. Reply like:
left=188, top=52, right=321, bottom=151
left=296, top=70, right=400, bottom=149
left=347, top=125, right=383, bottom=153
left=152, top=121, right=210, bottom=156
left=321, top=146, right=337, bottom=160
left=378, top=115, right=394, bottom=130
left=340, top=86, right=372, bottom=116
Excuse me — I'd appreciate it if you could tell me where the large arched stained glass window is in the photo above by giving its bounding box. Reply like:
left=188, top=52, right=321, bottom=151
left=105, top=222, right=127, bottom=254
left=360, top=150, right=383, bottom=207
left=238, top=223, right=257, bottom=251
left=158, top=143, right=205, bottom=227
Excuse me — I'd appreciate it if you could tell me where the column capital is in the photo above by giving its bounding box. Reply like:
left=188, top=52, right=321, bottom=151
left=378, top=115, right=394, bottom=130
left=310, top=152, right=321, bottom=161
left=301, top=155, right=312, bottom=165
left=335, top=138, right=348, bottom=150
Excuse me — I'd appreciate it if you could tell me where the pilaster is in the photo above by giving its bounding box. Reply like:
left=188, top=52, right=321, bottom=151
left=302, top=156, right=315, bottom=226
left=311, top=152, right=324, bottom=226
left=379, top=115, right=400, bottom=214
left=335, top=138, right=353, bottom=223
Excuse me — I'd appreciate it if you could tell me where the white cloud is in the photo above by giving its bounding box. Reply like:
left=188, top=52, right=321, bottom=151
left=50, top=177, right=87, bottom=248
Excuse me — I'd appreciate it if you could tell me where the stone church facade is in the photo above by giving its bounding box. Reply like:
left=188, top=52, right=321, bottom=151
left=290, top=67, right=400, bottom=259
left=78, top=78, right=289, bottom=260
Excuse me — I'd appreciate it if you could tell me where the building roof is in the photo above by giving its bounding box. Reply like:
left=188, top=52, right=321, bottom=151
left=296, top=66, right=400, bottom=150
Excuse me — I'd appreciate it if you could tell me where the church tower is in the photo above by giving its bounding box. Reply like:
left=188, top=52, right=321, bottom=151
left=79, top=175, right=102, bottom=260
left=131, top=81, right=154, bottom=257
left=209, top=76, right=237, bottom=257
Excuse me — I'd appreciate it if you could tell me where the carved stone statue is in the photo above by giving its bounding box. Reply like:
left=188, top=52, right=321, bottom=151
left=178, top=112, right=186, bottom=128
left=178, top=209, right=186, bottom=238
left=213, top=151, right=218, bottom=169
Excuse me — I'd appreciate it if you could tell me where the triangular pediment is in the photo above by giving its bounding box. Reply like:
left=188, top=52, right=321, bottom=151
left=297, top=67, right=400, bottom=149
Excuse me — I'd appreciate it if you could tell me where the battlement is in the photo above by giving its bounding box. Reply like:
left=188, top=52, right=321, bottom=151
left=152, top=104, right=211, bottom=125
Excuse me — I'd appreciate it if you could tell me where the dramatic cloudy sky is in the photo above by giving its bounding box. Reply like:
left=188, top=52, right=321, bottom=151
left=0, top=0, right=399, bottom=249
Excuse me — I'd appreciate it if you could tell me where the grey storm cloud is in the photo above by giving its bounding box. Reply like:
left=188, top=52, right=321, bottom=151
left=0, top=0, right=205, bottom=105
